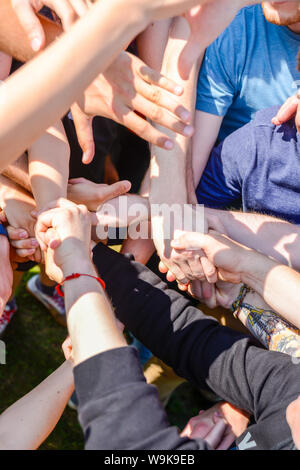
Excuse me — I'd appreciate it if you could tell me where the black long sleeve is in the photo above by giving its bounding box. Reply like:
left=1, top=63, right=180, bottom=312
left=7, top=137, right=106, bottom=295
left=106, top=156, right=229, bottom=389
left=74, top=346, right=210, bottom=450
left=88, top=244, right=300, bottom=450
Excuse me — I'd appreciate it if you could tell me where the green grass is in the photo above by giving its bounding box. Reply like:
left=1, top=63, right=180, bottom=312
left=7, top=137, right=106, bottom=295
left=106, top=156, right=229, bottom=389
left=0, top=268, right=210, bottom=450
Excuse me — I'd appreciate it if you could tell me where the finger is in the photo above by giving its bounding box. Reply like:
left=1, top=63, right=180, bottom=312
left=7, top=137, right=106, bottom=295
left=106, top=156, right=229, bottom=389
left=68, top=177, right=87, bottom=185
left=46, top=0, right=78, bottom=31
left=201, top=280, right=213, bottom=301
left=200, top=256, right=218, bottom=284
left=15, top=248, right=36, bottom=258
left=6, top=226, right=29, bottom=241
left=216, top=431, right=236, bottom=451
left=71, top=105, right=95, bottom=164
left=172, top=231, right=205, bottom=251
left=120, top=108, right=174, bottom=150
left=138, top=64, right=184, bottom=96
left=10, top=238, right=39, bottom=250
left=296, top=100, right=300, bottom=134
left=159, top=261, right=168, bottom=274
left=165, top=265, right=189, bottom=285
left=69, top=0, right=89, bottom=17
left=0, top=211, right=7, bottom=224
left=205, top=418, right=228, bottom=450
left=136, top=80, right=190, bottom=122
left=12, top=0, right=45, bottom=51
left=130, top=93, right=194, bottom=138
left=96, top=181, right=132, bottom=205
left=272, top=96, right=298, bottom=125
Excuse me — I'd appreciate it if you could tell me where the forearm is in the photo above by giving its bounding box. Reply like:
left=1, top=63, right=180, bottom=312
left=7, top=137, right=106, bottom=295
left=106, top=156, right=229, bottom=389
left=0, top=174, right=34, bottom=210
left=0, top=3, right=60, bottom=62
left=208, top=208, right=300, bottom=270
left=241, top=253, right=300, bottom=330
left=2, top=153, right=31, bottom=193
left=0, top=0, right=149, bottom=170
left=232, top=287, right=300, bottom=358
left=149, top=18, right=200, bottom=255
left=0, top=361, right=74, bottom=450
left=28, top=121, right=70, bottom=210
left=62, top=256, right=126, bottom=366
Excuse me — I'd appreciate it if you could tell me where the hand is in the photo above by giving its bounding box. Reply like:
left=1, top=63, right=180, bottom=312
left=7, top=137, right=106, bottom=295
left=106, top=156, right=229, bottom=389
left=11, top=0, right=90, bottom=52
left=171, top=229, right=252, bottom=284
left=76, top=51, right=193, bottom=158
left=157, top=207, right=226, bottom=286
left=6, top=225, right=41, bottom=264
left=67, top=177, right=131, bottom=212
left=178, top=0, right=249, bottom=79
left=181, top=406, right=234, bottom=450
left=181, top=402, right=250, bottom=449
left=0, top=189, right=41, bottom=262
left=35, top=198, right=92, bottom=281
left=0, top=235, right=13, bottom=315
left=272, top=94, right=299, bottom=127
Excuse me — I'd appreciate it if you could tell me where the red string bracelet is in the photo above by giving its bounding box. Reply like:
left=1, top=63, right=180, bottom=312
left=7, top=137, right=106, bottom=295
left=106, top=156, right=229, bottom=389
left=56, top=273, right=106, bottom=298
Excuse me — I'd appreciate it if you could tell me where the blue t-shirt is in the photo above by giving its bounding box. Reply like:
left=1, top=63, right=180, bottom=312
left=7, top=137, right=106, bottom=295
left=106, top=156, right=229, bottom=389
left=196, top=5, right=300, bottom=140
left=196, top=106, right=300, bottom=225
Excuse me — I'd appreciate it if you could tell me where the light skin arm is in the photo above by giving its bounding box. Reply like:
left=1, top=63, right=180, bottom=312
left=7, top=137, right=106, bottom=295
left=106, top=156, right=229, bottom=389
left=172, top=230, right=300, bottom=330
left=206, top=208, right=300, bottom=270
left=0, top=360, right=74, bottom=450
left=1, top=0, right=210, bottom=171
left=192, top=111, right=223, bottom=187
left=28, top=120, right=70, bottom=211
left=2, top=153, right=31, bottom=193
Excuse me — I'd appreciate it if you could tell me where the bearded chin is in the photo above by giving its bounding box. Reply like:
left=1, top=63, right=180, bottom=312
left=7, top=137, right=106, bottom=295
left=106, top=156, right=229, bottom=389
left=262, top=4, right=300, bottom=26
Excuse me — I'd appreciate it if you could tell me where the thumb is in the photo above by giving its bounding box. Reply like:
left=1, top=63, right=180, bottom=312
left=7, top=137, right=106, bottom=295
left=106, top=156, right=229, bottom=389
left=98, top=181, right=131, bottom=204
left=172, top=230, right=207, bottom=251
left=12, top=1, right=45, bottom=51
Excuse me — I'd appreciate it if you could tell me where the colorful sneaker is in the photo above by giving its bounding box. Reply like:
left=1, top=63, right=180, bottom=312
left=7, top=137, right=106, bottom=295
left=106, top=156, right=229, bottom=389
left=26, top=274, right=67, bottom=327
left=0, top=298, right=17, bottom=337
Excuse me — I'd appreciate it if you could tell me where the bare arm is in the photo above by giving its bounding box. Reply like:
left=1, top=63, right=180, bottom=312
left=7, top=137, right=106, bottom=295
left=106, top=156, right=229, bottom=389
left=207, top=208, right=300, bottom=271
left=28, top=121, right=70, bottom=211
left=192, top=111, right=223, bottom=187
left=2, top=153, right=31, bottom=192
left=0, top=360, right=74, bottom=450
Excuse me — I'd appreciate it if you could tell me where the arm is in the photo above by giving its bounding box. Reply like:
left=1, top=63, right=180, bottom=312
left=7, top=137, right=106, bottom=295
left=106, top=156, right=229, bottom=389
left=0, top=360, right=74, bottom=450
left=172, top=230, right=300, bottom=331
left=28, top=120, right=70, bottom=211
left=0, top=0, right=207, bottom=171
left=206, top=208, right=300, bottom=270
left=2, top=153, right=31, bottom=192
left=92, top=243, right=300, bottom=451
left=36, top=199, right=210, bottom=451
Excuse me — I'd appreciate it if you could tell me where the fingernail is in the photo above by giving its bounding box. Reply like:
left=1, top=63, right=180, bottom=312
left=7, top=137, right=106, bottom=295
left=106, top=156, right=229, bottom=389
left=180, top=110, right=191, bottom=122
left=19, top=231, right=28, bottom=238
left=31, top=37, right=42, bottom=52
left=174, top=85, right=183, bottom=95
left=123, top=181, right=131, bottom=191
left=164, top=140, right=173, bottom=150
left=31, top=239, right=39, bottom=247
left=184, top=125, right=194, bottom=137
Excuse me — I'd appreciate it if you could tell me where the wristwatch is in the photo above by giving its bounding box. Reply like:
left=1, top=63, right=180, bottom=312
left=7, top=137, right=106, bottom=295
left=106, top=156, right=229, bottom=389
left=0, top=223, right=9, bottom=239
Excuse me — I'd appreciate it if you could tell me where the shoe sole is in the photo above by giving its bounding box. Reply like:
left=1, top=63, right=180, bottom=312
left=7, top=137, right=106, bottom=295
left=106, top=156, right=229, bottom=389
left=26, top=282, right=67, bottom=328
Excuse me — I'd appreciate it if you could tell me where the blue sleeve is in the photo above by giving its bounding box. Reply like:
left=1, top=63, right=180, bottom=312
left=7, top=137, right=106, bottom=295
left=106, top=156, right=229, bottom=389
left=196, top=11, right=246, bottom=116
left=196, top=121, right=255, bottom=207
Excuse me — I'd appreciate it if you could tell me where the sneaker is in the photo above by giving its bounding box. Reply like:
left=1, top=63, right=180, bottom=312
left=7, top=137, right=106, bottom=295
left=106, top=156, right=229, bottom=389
left=68, top=391, right=78, bottom=411
left=26, top=274, right=67, bottom=327
left=0, top=298, right=17, bottom=337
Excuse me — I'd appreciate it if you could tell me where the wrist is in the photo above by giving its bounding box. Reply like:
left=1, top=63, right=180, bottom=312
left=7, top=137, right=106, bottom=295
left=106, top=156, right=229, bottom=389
left=61, top=254, right=96, bottom=279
